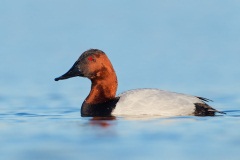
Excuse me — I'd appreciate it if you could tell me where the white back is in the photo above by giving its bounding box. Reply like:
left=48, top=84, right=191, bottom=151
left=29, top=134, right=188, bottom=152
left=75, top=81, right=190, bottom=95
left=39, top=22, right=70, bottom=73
left=113, top=89, right=203, bottom=116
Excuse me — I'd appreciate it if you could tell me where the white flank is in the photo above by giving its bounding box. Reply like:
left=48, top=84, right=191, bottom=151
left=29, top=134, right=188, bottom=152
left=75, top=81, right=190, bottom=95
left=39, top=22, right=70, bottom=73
left=112, top=89, right=204, bottom=116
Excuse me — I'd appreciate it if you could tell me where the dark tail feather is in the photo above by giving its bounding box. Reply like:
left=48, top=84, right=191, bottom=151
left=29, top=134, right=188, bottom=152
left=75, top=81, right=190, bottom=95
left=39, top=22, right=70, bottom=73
left=196, top=96, right=225, bottom=115
left=194, top=103, right=225, bottom=116
left=197, top=96, right=213, bottom=102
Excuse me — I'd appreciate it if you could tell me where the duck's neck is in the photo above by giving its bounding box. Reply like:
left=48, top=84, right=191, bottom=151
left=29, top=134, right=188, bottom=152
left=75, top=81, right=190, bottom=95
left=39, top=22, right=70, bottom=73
left=85, top=73, right=118, bottom=104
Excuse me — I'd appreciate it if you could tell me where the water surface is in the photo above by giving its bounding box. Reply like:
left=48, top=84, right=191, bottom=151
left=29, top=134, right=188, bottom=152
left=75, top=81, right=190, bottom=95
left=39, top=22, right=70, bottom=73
left=1, top=105, right=240, bottom=160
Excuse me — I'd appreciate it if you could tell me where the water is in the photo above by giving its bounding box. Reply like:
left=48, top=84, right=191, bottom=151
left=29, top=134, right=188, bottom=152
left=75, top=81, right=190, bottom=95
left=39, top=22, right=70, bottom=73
left=1, top=107, right=240, bottom=160
left=1, top=1, right=240, bottom=160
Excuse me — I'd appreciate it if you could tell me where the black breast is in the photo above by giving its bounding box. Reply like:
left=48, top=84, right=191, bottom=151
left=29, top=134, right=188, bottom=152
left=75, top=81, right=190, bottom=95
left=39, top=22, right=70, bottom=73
left=81, top=98, right=120, bottom=117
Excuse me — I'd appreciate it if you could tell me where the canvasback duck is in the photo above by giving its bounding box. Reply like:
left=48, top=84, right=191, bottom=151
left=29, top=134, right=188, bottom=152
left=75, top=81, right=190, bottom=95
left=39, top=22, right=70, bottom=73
left=55, top=49, right=223, bottom=117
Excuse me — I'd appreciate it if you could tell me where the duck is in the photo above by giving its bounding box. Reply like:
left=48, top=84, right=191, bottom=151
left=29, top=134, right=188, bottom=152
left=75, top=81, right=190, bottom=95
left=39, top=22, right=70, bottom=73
left=55, top=49, right=224, bottom=117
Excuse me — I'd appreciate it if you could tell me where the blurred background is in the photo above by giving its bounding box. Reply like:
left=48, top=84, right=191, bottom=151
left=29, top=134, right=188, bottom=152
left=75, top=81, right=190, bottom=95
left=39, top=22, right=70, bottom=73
left=0, top=1, right=240, bottom=159
left=1, top=0, right=239, bottom=110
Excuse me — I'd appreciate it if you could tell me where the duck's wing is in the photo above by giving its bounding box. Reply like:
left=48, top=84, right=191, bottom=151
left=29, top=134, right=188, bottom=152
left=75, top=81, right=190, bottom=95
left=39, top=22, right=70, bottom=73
left=113, top=89, right=224, bottom=116
left=113, top=89, right=199, bottom=116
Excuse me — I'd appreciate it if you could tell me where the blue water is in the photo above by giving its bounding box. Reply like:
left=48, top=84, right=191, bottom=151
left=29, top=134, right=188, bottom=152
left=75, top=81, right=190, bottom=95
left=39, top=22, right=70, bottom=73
left=1, top=1, right=240, bottom=160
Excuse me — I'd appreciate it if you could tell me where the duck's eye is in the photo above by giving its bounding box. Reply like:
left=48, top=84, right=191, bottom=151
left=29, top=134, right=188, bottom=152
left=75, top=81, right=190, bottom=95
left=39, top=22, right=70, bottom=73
left=88, top=56, right=94, bottom=61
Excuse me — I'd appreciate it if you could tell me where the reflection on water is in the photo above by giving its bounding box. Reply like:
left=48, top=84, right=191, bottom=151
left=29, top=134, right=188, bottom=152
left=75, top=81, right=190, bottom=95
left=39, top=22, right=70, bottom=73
left=89, top=117, right=116, bottom=128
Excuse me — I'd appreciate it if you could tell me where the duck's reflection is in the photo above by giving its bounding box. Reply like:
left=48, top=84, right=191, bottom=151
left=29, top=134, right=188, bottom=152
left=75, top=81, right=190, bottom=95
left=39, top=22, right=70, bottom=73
left=88, top=116, right=116, bottom=127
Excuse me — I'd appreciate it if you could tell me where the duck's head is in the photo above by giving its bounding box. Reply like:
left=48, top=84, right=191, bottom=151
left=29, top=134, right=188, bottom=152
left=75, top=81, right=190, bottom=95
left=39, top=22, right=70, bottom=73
left=55, top=49, right=116, bottom=81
